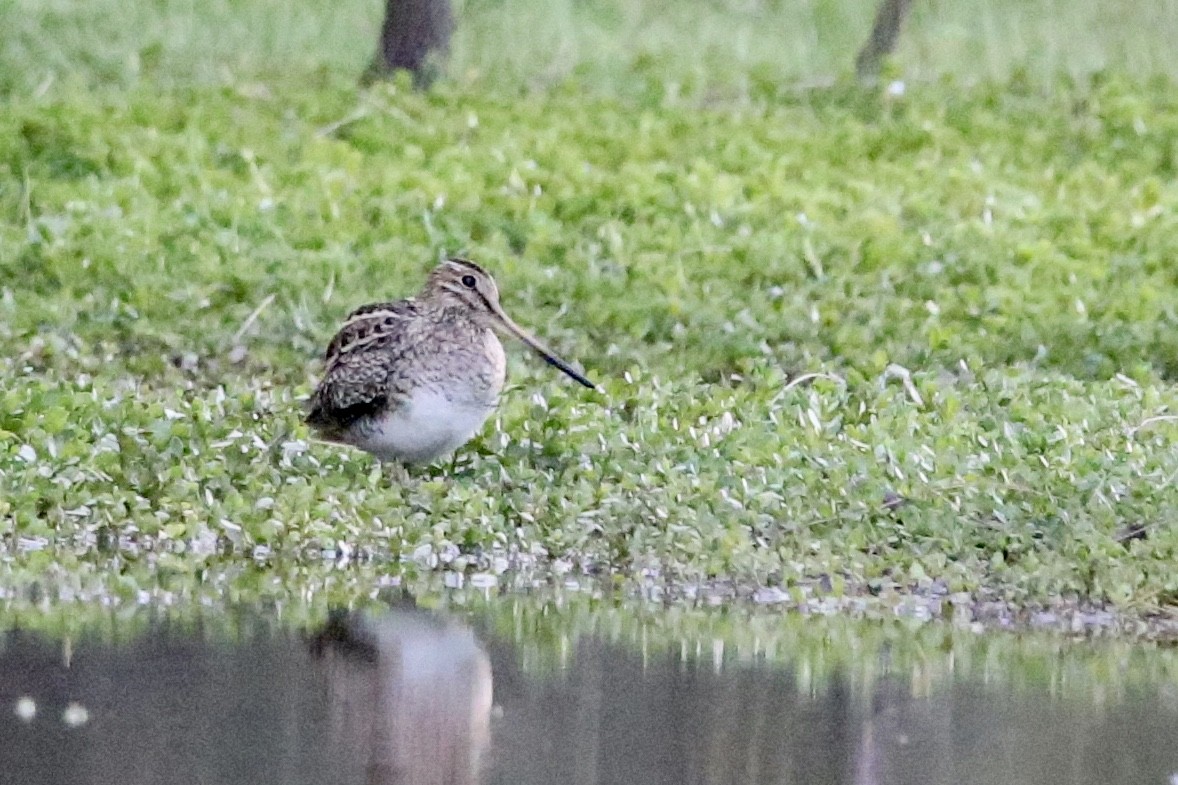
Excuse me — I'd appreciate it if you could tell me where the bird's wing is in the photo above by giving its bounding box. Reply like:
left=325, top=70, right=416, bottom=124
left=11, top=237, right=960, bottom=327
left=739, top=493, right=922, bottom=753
left=306, top=299, right=421, bottom=429
left=323, top=298, right=422, bottom=361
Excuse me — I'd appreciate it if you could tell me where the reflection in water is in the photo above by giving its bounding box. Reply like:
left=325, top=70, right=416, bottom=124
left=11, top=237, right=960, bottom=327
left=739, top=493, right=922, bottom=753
left=311, top=609, right=493, bottom=785
left=484, top=638, right=1178, bottom=785
left=0, top=602, right=1175, bottom=785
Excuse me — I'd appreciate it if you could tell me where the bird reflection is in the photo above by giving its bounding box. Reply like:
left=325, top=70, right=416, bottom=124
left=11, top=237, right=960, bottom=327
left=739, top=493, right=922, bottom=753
left=310, top=608, right=493, bottom=785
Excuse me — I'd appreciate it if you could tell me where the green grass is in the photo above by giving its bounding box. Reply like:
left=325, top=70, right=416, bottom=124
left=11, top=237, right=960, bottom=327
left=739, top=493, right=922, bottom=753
left=3, top=75, right=1178, bottom=627
left=3, top=2, right=1178, bottom=633
left=3, top=0, right=1178, bottom=98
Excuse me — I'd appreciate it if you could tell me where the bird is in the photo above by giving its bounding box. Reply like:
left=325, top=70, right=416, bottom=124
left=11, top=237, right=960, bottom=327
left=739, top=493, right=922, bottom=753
left=306, top=257, right=597, bottom=465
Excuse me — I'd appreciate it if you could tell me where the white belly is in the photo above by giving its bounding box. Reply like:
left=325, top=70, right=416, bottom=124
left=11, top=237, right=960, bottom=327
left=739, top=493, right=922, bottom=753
left=354, top=389, right=495, bottom=464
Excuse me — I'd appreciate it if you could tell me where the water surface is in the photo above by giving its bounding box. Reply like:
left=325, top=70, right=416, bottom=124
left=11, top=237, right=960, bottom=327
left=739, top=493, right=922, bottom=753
left=1, top=598, right=1176, bottom=785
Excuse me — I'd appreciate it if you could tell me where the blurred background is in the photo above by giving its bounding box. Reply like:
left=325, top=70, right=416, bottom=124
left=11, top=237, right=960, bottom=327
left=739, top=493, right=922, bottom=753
left=3, top=0, right=1177, bottom=98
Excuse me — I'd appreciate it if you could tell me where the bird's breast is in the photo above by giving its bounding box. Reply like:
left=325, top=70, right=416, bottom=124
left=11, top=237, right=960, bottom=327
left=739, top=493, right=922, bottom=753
left=481, top=328, right=507, bottom=395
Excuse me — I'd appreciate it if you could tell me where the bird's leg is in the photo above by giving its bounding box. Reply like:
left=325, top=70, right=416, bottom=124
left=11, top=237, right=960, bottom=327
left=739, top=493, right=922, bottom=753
left=382, top=460, right=413, bottom=485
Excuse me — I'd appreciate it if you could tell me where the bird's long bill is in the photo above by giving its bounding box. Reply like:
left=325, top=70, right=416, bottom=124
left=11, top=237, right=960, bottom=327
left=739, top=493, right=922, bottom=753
left=493, top=306, right=598, bottom=390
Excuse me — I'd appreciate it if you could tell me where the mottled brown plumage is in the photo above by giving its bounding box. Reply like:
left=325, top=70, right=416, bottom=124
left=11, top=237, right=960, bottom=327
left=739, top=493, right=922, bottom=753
left=306, top=258, right=595, bottom=464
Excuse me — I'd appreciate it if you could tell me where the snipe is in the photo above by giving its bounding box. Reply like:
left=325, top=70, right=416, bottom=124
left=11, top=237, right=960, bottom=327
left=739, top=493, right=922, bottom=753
left=306, top=258, right=596, bottom=464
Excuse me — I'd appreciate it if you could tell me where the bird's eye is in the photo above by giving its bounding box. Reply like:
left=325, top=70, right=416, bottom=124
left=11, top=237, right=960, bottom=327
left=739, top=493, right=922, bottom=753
left=461, top=274, right=477, bottom=288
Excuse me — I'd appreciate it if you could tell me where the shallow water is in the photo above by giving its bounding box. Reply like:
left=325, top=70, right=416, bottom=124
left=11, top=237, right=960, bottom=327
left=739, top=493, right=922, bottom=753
left=2, top=599, right=1177, bottom=785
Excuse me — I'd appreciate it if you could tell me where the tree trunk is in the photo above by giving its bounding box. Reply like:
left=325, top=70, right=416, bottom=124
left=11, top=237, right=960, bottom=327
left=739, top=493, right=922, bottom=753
left=854, top=0, right=912, bottom=80
left=365, top=0, right=454, bottom=87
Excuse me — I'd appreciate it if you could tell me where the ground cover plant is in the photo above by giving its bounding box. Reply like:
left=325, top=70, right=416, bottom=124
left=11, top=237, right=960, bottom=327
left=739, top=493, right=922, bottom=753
left=2, top=1, right=1178, bottom=632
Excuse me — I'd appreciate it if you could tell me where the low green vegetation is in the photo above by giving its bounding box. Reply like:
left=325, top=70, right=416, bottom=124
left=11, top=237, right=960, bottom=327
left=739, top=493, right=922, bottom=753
left=2, top=2, right=1178, bottom=634
left=4, top=0, right=1178, bottom=98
